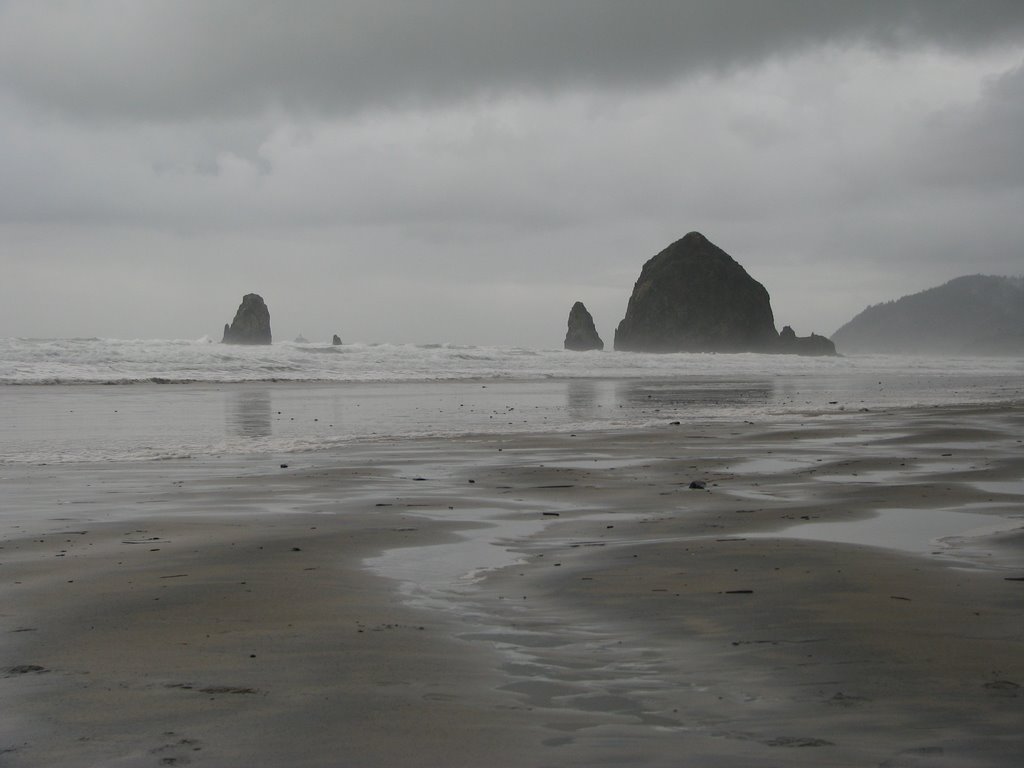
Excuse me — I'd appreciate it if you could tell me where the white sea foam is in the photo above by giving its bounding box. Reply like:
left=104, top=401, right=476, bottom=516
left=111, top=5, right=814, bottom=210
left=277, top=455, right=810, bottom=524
left=0, top=337, right=1020, bottom=464
left=2, top=335, right=1021, bottom=386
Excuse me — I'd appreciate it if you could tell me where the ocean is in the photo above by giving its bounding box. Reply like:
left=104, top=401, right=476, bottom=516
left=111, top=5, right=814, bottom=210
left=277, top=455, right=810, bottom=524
left=1, top=336, right=1021, bottom=464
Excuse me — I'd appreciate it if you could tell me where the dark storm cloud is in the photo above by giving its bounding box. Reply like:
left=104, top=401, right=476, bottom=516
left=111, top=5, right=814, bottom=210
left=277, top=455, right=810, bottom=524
left=1, top=2, right=1022, bottom=344
left=2, top=1, right=1023, bottom=121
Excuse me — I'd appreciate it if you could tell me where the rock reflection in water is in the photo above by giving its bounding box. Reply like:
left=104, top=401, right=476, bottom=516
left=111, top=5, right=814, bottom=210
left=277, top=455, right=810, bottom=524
left=566, top=380, right=600, bottom=421
left=615, top=379, right=775, bottom=414
left=226, top=389, right=273, bottom=438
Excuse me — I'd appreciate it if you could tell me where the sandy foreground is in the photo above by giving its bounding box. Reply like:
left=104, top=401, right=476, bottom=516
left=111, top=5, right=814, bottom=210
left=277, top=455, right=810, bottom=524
left=1, top=403, right=1022, bottom=767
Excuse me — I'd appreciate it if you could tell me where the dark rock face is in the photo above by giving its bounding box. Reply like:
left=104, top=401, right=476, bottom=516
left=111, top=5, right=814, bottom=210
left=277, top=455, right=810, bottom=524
left=613, top=232, right=779, bottom=352
left=332, top=334, right=342, bottom=346
left=222, top=294, right=272, bottom=345
left=564, top=301, right=604, bottom=351
left=832, top=275, right=1024, bottom=355
left=777, top=325, right=837, bottom=356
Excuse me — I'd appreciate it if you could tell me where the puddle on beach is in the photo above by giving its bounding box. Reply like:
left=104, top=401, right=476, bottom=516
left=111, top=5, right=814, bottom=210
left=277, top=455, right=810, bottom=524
left=813, top=469, right=913, bottom=485
left=801, top=433, right=907, bottom=445
left=364, top=507, right=554, bottom=612
left=539, top=457, right=656, bottom=471
left=973, top=479, right=1024, bottom=496
left=727, top=488, right=802, bottom=502
left=814, top=459, right=990, bottom=485
left=728, top=457, right=819, bottom=475
left=366, top=506, right=691, bottom=736
left=746, top=505, right=1022, bottom=554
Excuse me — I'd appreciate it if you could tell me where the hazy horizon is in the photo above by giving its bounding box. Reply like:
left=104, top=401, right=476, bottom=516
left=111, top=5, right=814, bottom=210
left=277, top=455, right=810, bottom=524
left=3, top=2, right=1023, bottom=347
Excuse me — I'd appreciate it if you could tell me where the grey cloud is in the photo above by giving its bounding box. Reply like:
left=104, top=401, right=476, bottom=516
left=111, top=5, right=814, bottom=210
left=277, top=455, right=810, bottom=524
left=2, top=3, right=1023, bottom=345
left=915, top=62, right=1024, bottom=188
left=2, top=1, right=1023, bottom=121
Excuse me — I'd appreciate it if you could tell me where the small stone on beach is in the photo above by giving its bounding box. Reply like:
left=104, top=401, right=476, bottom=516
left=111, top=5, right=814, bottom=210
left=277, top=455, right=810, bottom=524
left=6, top=665, right=48, bottom=675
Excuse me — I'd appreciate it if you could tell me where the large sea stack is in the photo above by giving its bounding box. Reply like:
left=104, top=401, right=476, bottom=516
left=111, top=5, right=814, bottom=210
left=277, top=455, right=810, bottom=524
left=564, top=301, right=604, bottom=351
left=222, top=293, right=272, bottom=345
left=613, top=232, right=780, bottom=352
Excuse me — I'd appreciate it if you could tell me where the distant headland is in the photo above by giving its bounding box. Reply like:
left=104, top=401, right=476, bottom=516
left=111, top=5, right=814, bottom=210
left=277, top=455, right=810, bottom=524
left=833, top=275, right=1024, bottom=355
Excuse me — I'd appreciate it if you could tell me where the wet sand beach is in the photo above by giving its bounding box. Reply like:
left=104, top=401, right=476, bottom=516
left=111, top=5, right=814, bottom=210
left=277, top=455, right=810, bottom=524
left=1, top=402, right=1022, bottom=766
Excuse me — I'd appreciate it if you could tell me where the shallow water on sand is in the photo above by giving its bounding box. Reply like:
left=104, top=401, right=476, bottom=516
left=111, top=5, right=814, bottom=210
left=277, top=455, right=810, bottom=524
left=747, top=504, right=1023, bottom=555
left=3, top=349, right=1022, bottom=464
left=364, top=507, right=553, bottom=612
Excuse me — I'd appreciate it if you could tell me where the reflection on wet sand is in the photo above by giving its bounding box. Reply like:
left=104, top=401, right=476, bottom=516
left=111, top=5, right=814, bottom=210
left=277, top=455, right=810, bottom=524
left=615, top=379, right=775, bottom=412
left=566, top=380, right=601, bottom=421
left=225, top=389, right=272, bottom=438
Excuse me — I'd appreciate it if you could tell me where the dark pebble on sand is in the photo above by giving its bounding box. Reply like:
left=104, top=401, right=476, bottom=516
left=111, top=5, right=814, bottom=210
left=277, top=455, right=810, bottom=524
left=765, top=736, right=834, bottom=748
left=6, top=665, right=48, bottom=675
left=983, top=680, right=1019, bottom=691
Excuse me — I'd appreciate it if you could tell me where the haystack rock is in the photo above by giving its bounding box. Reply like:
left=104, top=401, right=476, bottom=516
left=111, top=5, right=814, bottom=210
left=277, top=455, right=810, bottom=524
left=564, top=301, right=604, bottom=351
left=222, top=293, right=272, bottom=345
left=332, top=334, right=342, bottom=346
left=613, top=232, right=779, bottom=352
left=777, top=325, right=837, bottom=356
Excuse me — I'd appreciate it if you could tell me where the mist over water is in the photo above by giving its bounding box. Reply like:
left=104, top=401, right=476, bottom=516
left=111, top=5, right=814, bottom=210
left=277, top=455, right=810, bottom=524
left=1, top=337, right=1021, bottom=464
left=2, top=336, right=1022, bottom=386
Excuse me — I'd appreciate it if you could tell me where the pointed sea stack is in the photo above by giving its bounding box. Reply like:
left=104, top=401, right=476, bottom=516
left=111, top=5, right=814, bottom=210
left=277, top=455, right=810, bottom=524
left=564, top=302, right=604, bottom=351
left=613, top=232, right=779, bottom=352
left=222, top=293, right=272, bottom=345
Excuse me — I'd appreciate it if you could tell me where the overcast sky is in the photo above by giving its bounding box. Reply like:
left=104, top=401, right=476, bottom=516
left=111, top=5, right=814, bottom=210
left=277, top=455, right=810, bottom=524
left=2, top=1, right=1022, bottom=346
